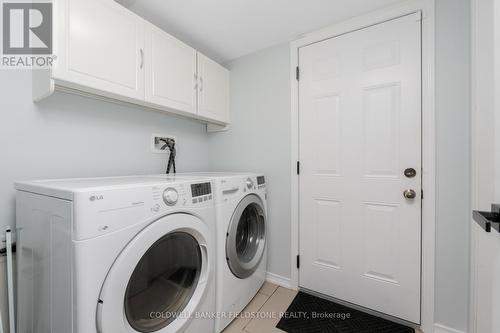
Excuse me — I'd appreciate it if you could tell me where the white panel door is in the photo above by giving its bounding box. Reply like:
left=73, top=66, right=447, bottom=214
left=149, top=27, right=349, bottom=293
left=145, top=25, right=197, bottom=114
left=59, top=0, right=145, bottom=99
left=197, top=53, right=230, bottom=123
left=299, top=13, right=422, bottom=323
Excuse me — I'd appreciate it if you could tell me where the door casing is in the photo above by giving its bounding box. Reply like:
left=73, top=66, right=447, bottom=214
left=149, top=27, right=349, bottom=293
left=470, top=0, right=499, bottom=332
left=289, top=1, right=436, bottom=332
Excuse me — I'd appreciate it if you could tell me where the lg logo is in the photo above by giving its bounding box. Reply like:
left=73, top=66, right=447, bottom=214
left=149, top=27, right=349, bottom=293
left=89, top=195, right=104, bottom=202
left=2, top=2, right=52, bottom=54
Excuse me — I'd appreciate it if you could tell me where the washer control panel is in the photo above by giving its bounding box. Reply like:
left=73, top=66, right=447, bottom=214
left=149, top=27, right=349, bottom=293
left=257, top=176, right=266, bottom=189
left=245, top=178, right=254, bottom=190
left=163, top=187, right=179, bottom=206
left=79, top=180, right=214, bottom=239
left=150, top=181, right=213, bottom=212
left=190, top=182, right=212, bottom=204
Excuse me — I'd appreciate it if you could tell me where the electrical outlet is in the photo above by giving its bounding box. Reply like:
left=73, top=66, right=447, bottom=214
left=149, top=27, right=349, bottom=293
left=151, top=134, right=176, bottom=154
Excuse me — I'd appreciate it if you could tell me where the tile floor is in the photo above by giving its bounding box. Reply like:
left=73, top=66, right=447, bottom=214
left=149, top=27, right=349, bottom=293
left=222, top=282, right=296, bottom=333
left=222, top=282, right=423, bottom=333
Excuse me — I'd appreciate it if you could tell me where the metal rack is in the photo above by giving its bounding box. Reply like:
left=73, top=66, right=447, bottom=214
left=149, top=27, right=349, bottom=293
left=0, top=227, right=16, bottom=333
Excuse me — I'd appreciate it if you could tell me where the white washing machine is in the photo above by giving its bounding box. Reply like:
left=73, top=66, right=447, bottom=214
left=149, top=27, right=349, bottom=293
left=178, top=172, right=268, bottom=332
left=15, top=175, right=216, bottom=333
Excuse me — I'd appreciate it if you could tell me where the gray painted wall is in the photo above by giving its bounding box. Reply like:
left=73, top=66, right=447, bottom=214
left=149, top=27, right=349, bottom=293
left=208, top=44, right=292, bottom=279
left=208, top=0, right=471, bottom=330
left=435, top=0, right=470, bottom=331
left=0, top=70, right=210, bottom=231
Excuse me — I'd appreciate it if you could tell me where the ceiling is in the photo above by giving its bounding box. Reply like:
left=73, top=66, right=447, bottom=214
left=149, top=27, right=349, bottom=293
left=117, top=0, right=404, bottom=63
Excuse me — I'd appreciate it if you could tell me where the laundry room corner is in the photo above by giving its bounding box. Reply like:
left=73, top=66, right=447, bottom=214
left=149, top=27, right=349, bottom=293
left=207, top=43, right=293, bottom=285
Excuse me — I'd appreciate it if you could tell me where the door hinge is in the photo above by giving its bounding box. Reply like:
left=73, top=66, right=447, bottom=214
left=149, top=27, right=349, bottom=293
left=297, top=161, right=300, bottom=175
left=296, top=255, right=300, bottom=269
left=296, top=66, right=300, bottom=81
left=421, top=190, right=424, bottom=199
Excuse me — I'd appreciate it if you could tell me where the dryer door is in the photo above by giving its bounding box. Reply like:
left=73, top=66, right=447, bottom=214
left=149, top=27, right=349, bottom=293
left=226, top=194, right=266, bottom=279
left=97, top=213, right=211, bottom=333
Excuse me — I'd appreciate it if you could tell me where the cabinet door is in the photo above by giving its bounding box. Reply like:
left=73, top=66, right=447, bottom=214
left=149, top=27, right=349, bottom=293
left=145, top=25, right=197, bottom=114
left=57, top=0, right=145, bottom=100
left=197, top=53, right=230, bottom=123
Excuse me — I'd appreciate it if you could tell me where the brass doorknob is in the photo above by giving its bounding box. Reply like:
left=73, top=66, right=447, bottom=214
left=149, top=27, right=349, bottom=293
left=404, top=189, right=417, bottom=200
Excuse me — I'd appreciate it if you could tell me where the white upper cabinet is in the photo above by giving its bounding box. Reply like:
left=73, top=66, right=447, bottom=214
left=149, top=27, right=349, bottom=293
left=197, top=53, right=230, bottom=123
left=145, top=25, right=197, bottom=115
left=35, top=0, right=230, bottom=126
left=55, top=0, right=145, bottom=100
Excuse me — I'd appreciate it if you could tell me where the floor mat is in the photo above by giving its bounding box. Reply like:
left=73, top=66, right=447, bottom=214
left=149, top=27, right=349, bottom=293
left=276, top=292, right=415, bottom=333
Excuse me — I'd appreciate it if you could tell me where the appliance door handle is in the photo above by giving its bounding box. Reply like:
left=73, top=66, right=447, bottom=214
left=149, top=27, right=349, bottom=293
left=199, top=244, right=208, bottom=283
left=96, top=300, right=103, bottom=333
left=222, top=187, right=239, bottom=195
left=140, top=48, right=144, bottom=69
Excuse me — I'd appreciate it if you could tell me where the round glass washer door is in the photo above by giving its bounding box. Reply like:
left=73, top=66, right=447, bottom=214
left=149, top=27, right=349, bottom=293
left=226, top=194, right=266, bottom=279
left=125, top=232, right=202, bottom=332
left=97, top=214, right=210, bottom=333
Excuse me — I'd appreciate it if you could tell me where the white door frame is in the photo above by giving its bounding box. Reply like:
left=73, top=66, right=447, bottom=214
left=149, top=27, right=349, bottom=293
left=289, top=1, right=436, bottom=332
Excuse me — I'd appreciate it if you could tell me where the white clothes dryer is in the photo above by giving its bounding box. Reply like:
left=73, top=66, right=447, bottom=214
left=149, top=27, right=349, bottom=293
left=15, top=175, right=216, bottom=333
left=178, top=173, right=268, bottom=332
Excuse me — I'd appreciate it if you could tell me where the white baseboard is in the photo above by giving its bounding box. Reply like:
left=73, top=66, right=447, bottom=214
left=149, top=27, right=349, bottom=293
left=434, top=323, right=467, bottom=333
left=265, top=272, right=297, bottom=290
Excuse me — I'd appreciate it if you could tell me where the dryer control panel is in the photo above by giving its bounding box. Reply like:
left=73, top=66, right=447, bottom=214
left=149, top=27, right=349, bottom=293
left=191, top=182, right=211, bottom=196
left=257, top=176, right=266, bottom=189
left=72, top=180, right=214, bottom=240
left=190, top=182, right=212, bottom=204
left=151, top=181, right=213, bottom=210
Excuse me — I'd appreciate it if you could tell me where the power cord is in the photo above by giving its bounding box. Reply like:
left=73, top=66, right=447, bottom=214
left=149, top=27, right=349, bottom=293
left=158, top=138, right=176, bottom=174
